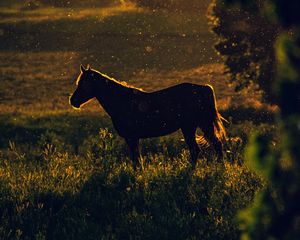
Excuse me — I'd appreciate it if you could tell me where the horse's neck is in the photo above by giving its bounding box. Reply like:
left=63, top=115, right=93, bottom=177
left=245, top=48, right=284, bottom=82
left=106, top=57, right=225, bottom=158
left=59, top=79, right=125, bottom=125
left=94, top=75, right=129, bottom=117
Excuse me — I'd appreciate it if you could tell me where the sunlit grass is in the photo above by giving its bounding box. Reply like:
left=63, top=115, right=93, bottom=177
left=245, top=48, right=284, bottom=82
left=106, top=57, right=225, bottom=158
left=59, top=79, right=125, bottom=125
left=0, top=124, right=263, bottom=239
left=0, top=4, right=140, bottom=24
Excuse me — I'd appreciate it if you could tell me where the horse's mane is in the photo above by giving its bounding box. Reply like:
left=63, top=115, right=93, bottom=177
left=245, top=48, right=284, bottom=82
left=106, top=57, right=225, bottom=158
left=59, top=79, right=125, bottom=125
left=93, top=69, right=145, bottom=92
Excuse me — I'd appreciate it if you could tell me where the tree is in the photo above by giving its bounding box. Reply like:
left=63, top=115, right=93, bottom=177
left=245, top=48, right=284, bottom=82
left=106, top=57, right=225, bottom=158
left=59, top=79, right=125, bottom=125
left=220, top=0, right=300, bottom=239
left=209, top=0, right=280, bottom=103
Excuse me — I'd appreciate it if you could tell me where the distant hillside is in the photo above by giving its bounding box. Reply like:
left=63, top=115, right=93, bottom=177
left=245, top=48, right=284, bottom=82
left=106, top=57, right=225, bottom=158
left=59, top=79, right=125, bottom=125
left=131, top=0, right=212, bottom=12
left=1, top=0, right=212, bottom=12
left=0, top=0, right=121, bottom=8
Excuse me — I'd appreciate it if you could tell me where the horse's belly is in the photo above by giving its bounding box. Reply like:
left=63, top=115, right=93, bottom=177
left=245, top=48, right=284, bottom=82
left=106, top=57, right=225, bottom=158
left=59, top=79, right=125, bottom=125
left=113, top=116, right=181, bottom=139
left=137, top=111, right=183, bottom=136
left=138, top=123, right=180, bottom=138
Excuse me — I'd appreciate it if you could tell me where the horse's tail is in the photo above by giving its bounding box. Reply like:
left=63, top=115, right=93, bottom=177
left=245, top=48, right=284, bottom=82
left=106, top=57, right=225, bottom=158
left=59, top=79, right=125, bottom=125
left=196, top=85, right=228, bottom=147
left=214, top=111, right=228, bottom=141
left=204, top=85, right=227, bottom=144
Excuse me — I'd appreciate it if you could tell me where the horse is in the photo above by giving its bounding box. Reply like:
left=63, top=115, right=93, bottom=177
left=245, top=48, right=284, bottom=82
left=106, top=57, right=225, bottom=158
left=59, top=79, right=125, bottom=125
left=70, top=65, right=227, bottom=168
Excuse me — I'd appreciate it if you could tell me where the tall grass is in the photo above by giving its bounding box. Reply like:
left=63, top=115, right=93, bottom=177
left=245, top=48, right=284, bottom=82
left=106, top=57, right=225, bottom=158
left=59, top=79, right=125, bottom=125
left=0, top=113, right=270, bottom=239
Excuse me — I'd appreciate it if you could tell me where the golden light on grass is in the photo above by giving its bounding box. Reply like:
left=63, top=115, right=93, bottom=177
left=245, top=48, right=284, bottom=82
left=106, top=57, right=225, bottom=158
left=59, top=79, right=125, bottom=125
left=0, top=3, right=141, bottom=24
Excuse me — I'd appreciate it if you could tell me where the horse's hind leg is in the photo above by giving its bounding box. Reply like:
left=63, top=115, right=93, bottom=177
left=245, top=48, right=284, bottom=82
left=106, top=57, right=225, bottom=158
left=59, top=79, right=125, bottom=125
left=181, top=127, right=199, bottom=167
left=202, top=124, right=223, bottom=159
left=125, top=138, right=141, bottom=169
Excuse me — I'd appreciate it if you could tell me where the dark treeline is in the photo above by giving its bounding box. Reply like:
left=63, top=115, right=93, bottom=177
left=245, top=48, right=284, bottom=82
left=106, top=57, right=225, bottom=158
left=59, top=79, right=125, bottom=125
left=209, top=0, right=280, bottom=103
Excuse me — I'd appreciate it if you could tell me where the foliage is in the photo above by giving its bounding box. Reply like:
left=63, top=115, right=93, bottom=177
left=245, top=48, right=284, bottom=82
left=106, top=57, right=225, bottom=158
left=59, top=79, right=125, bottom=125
left=221, top=0, right=300, bottom=239
left=0, top=113, right=265, bottom=239
left=209, top=0, right=280, bottom=103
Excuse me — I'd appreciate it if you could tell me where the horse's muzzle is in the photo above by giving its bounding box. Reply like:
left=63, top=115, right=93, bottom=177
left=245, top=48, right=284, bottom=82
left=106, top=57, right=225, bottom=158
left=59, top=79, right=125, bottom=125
left=69, top=95, right=80, bottom=109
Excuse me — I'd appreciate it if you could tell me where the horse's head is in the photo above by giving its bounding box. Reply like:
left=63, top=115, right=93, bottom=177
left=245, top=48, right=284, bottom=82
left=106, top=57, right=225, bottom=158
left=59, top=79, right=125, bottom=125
left=70, top=64, right=96, bottom=109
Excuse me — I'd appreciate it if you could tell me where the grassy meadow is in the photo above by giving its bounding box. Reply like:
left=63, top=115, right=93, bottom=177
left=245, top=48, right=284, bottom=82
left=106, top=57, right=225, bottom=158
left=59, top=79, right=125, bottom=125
left=0, top=2, right=276, bottom=239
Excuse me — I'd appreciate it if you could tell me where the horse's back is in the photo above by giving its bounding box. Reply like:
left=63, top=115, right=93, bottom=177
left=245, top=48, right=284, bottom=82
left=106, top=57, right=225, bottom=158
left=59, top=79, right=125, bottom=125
left=147, top=83, right=213, bottom=107
left=149, top=82, right=210, bottom=94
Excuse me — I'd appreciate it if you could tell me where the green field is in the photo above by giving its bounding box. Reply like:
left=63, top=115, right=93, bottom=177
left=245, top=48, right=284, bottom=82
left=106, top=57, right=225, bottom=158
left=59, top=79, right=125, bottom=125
left=0, top=3, right=275, bottom=239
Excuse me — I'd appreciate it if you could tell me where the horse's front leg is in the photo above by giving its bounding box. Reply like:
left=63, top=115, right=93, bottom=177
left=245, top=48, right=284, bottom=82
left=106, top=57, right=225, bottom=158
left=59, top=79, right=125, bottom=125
left=125, top=138, right=141, bottom=169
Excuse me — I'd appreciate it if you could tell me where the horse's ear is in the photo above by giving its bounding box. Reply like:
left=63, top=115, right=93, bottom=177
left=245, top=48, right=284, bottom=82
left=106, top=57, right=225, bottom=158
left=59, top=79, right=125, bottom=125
left=87, top=64, right=91, bottom=71
left=80, top=64, right=86, bottom=73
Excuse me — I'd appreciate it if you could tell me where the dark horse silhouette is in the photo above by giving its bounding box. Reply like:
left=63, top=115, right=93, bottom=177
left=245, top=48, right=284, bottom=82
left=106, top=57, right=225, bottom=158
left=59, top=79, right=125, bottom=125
left=70, top=65, right=227, bottom=168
